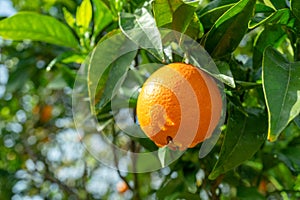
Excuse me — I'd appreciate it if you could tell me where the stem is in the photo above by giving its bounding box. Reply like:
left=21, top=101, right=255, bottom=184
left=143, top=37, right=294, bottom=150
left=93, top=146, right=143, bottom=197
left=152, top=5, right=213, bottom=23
left=210, top=175, right=224, bottom=200
left=131, top=107, right=142, bottom=199
left=111, top=122, right=133, bottom=191
left=21, top=135, right=80, bottom=198
left=130, top=140, right=141, bottom=200
left=111, top=121, right=141, bottom=199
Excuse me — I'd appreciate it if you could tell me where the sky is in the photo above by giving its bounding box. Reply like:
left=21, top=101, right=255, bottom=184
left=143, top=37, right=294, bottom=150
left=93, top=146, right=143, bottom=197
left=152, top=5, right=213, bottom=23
left=0, top=0, right=16, bottom=17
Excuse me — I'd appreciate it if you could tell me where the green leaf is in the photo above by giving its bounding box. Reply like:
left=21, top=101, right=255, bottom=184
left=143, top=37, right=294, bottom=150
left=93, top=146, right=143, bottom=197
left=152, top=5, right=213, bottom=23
left=95, top=51, right=137, bottom=111
left=119, top=8, right=164, bottom=61
left=153, top=1, right=206, bottom=58
left=157, top=146, right=181, bottom=168
left=198, top=0, right=239, bottom=15
left=76, top=0, right=93, bottom=34
left=92, top=0, right=113, bottom=37
left=237, top=187, right=265, bottom=200
left=255, top=3, right=275, bottom=13
left=197, top=0, right=238, bottom=30
left=46, top=52, right=86, bottom=71
left=152, top=0, right=183, bottom=27
left=158, top=146, right=168, bottom=168
left=157, top=177, right=183, bottom=200
left=209, top=106, right=267, bottom=180
left=215, top=61, right=234, bottom=83
left=153, top=1, right=203, bottom=39
left=0, top=12, right=78, bottom=48
left=63, top=7, right=75, bottom=29
left=249, top=8, right=291, bottom=29
left=291, top=0, right=300, bottom=21
left=183, top=0, right=201, bottom=8
left=88, top=30, right=138, bottom=113
left=203, top=0, right=256, bottom=58
left=198, top=4, right=234, bottom=30
left=253, top=25, right=287, bottom=69
left=269, top=0, right=288, bottom=10
left=262, top=47, right=300, bottom=141
left=295, top=115, right=300, bottom=128
left=278, top=146, right=300, bottom=174
left=171, top=4, right=203, bottom=39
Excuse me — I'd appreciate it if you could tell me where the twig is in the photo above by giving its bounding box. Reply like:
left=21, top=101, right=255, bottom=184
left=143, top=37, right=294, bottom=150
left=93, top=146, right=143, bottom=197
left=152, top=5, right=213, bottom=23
left=210, top=174, right=224, bottom=200
left=130, top=140, right=141, bottom=200
left=44, top=173, right=79, bottom=198
left=111, top=122, right=134, bottom=191
left=21, top=135, right=79, bottom=198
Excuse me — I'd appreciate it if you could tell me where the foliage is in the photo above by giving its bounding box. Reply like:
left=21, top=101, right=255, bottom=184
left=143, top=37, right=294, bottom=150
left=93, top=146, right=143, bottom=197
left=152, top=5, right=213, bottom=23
left=0, top=0, right=300, bottom=199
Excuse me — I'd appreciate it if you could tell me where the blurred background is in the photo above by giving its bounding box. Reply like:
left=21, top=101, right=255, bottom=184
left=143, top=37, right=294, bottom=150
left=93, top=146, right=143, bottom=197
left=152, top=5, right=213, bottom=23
left=1, top=0, right=300, bottom=200
left=0, top=1, right=132, bottom=199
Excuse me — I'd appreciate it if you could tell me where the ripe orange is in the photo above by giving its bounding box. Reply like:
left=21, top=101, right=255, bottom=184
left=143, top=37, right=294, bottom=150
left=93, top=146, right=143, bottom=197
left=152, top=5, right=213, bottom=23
left=116, top=181, right=129, bottom=194
left=136, top=63, right=222, bottom=150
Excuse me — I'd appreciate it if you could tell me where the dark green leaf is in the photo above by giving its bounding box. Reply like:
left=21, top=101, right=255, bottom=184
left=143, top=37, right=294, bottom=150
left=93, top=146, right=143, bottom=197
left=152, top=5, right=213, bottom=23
left=278, top=147, right=300, bottom=174
left=209, top=106, right=267, bottom=180
left=157, top=177, right=183, bottom=200
left=198, top=4, right=233, bottom=30
left=262, top=47, right=300, bottom=141
left=172, top=4, right=203, bottom=39
left=291, top=0, right=300, bottom=21
left=184, top=173, right=197, bottom=194
left=253, top=25, right=287, bottom=69
left=254, top=3, right=275, bottom=13
left=295, top=115, right=300, bottom=128
left=0, top=12, right=78, bottom=48
left=269, top=0, right=288, bottom=10
left=92, top=0, right=113, bottom=37
left=237, top=187, right=265, bottom=200
left=88, top=30, right=138, bottom=112
left=153, top=0, right=203, bottom=39
left=152, top=0, right=183, bottom=27
left=197, top=0, right=238, bottom=30
left=198, top=0, right=239, bottom=15
left=136, top=138, right=158, bottom=152
left=203, top=0, right=256, bottom=58
left=249, top=8, right=291, bottom=29
left=95, top=50, right=137, bottom=110
left=119, top=8, right=164, bottom=61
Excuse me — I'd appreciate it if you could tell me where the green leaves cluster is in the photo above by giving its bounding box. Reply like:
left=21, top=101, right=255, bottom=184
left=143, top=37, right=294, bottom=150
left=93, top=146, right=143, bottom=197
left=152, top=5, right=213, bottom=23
left=0, top=0, right=113, bottom=52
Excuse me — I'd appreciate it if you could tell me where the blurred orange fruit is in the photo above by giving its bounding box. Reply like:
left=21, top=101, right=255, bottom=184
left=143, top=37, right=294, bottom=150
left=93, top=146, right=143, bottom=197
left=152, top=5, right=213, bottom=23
left=40, top=105, right=53, bottom=123
left=116, top=181, right=129, bottom=194
left=136, top=63, right=222, bottom=150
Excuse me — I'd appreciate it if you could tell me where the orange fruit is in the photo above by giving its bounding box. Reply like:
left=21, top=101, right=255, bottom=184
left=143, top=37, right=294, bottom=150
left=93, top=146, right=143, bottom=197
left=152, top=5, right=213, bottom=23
left=116, top=181, right=129, bottom=194
left=136, top=63, right=222, bottom=150
left=40, top=105, right=53, bottom=123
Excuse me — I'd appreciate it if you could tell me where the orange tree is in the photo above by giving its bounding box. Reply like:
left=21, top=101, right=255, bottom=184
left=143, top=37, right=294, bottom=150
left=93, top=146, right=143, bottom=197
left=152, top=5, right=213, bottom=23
left=0, top=0, right=300, bottom=199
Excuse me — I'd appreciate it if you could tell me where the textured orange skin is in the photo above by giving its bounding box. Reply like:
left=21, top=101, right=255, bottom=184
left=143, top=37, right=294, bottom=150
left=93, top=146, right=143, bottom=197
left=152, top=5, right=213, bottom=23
left=137, top=63, right=222, bottom=149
